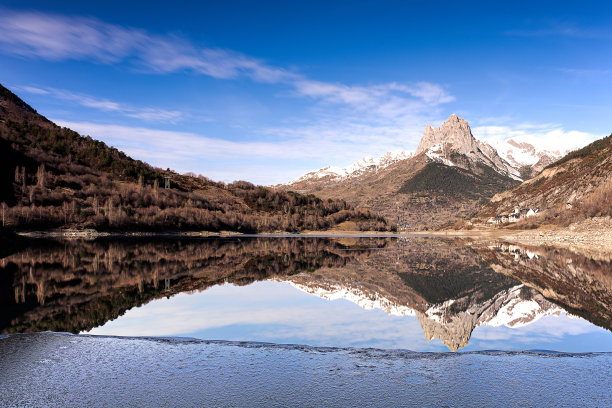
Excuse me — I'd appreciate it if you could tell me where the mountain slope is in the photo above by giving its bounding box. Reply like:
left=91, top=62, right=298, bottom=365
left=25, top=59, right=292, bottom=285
left=0, top=83, right=394, bottom=233
left=289, top=150, right=414, bottom=187
left=485, top=138, right=564, bottom=176
left=476, top=133, right=612, bottom=225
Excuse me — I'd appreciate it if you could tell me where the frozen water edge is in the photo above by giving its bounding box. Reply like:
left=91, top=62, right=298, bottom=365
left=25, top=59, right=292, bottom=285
left=1, top=332, right=611, bottom=407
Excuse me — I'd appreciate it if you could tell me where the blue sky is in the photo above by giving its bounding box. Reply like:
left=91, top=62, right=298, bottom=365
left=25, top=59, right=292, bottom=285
left=1, top=1, right=611, bottom=184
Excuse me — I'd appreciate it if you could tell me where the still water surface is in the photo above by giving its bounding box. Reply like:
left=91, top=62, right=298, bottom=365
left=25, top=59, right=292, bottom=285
left=2, top=236, right=611, bottom=352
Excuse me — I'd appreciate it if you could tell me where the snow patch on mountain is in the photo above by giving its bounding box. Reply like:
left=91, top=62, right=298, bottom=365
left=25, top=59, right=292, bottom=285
left=487, top=285, right=562, bottom=328
left=425, top=144, right=455, bottom=167
left=483, top=138, right=567, bottom=172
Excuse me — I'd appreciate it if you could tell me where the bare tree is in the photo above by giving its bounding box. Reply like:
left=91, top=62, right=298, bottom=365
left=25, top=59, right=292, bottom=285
left=36, top=164, right=46, bottom=188
left=1, top=202, right=7, bottom=227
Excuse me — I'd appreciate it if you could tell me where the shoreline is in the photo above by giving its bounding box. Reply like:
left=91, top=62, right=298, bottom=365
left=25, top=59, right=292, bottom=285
left=13, top=217, right=612, bottom=254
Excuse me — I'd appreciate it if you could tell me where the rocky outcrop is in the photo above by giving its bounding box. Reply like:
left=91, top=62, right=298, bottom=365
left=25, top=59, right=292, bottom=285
left=276, top=116, right=522, bottom=230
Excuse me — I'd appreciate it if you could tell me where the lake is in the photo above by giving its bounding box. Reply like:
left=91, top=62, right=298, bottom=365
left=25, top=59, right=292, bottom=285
left=1, top=236, right=611, bottom=406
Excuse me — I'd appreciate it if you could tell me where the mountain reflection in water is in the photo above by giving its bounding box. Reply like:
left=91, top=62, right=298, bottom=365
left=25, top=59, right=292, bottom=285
left=0, top=237, right=610, bottom=351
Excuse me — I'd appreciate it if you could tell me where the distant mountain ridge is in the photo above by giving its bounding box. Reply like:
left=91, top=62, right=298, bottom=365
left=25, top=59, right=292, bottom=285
left=486, top=138, right=565, bottom=175
left=287, top=114, right=565, bottom=191
left=290, top=150, right=413, bottom=184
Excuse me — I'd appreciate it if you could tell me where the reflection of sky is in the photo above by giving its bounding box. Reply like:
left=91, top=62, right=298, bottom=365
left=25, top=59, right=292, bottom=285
left=87, top=281, right=612, bottom=352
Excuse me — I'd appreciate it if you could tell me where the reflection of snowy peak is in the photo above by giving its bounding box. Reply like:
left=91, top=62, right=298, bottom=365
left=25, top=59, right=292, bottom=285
left=279, top=277, right=562, bottom=352
left=289, top=150, right=413, bottom=184
left=487, top=286, right=559, bottom=328
left=420, top=285, right=562, bottom=351
left=285, top=281, right=416, bottom=317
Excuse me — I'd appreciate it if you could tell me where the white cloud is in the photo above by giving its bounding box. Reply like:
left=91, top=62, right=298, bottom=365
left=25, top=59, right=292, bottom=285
left=18, top=86, right=183, bottom=122
left=19, top=85, right=49, bottom=95
left=293, top=80, right=453, bottom=121
left=54, top=118, right=433, bottom=185
left=87, top=281, right=443, bottom=350
left=54, top=120, right=293, bottom=159
left=0, top=9, right=452, bottom=117
left=474, top=123, right=598, bottom=153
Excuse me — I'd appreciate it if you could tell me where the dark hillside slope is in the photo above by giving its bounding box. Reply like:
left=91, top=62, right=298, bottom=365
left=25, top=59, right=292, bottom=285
left=0, top=84, right=394, bottom=233
left=399, top=161, right=516, bottom=200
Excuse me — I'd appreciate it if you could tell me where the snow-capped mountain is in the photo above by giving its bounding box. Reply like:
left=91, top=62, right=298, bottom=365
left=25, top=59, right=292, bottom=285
left=289, top=150, right=413, bottom=184
left=277, top=114, right=577, bottom=230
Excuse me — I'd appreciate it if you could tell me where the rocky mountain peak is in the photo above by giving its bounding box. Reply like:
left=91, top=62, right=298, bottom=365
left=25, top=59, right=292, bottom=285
left=416, top=114, right=477, bottom=156
left=415, top=114, right=519, bottom=179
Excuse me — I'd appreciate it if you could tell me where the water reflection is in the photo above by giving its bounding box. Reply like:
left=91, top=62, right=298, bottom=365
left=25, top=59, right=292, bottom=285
left=0, top=237, right=610, bottom=351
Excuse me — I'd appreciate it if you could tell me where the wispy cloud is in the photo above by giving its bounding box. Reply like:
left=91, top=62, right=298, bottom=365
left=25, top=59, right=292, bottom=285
left=55, top=120, right=421, bottom=163
left=55, top=119, right=432, bottom=184
left=0, top=9, right=297, bottom=82
left=18, top=86, right=183, bottom=122
left=558, top=68, right=612, bottom=81
left=87, top=281, right=443, bottom=350
left=1, top=8, right=455, bottom=183
left=293, top=80, right=453, bottom=122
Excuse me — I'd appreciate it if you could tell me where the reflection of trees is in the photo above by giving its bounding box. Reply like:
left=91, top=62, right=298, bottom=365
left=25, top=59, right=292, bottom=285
left=476, top=243, right=612, bottom=331
left=0, top=237, right=389, bottom=334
